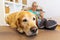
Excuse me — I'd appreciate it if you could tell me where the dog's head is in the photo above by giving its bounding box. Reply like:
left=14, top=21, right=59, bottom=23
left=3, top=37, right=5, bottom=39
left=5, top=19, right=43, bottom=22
left=16, top=11, right=38, bottom=36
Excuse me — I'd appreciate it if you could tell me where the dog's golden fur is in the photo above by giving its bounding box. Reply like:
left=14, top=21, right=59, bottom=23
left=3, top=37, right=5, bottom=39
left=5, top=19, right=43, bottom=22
left=5, top=11, right=38, bottom=36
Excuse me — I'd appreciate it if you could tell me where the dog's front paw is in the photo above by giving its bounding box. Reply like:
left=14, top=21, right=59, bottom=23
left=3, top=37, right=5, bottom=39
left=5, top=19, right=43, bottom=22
left=10, top=23, right=17, bottom=28
left=17, top=28, right=24, bottom=33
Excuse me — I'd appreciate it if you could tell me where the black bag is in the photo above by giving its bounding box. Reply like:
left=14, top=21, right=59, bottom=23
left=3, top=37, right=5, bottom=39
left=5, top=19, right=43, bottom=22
left=38, top=18, right=57, bottom=30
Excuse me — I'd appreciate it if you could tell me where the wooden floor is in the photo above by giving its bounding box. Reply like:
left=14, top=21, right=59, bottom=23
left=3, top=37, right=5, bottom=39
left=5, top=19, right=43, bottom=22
left=0, top=26, right=60, bottom=40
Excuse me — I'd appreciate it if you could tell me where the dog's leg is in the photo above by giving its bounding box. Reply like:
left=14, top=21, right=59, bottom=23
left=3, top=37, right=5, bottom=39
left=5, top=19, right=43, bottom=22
left=17, top=28, right=24, bottom=33
left=10, top=23, right=17, bottom=28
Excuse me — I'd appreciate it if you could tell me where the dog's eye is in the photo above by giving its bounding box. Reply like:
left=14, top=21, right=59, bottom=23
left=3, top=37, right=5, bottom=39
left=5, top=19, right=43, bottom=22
left=33, top=17, right=35, bottom=20
left=23, top=19, right=27, bottom=22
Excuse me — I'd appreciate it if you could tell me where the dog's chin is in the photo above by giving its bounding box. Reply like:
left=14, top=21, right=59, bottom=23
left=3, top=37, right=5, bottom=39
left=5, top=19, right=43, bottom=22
left=25, top=31, right=38, bottom=37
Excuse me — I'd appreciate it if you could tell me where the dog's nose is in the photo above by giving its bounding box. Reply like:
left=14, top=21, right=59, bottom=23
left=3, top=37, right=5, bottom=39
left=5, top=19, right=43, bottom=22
left=30, top=27, right=37, bottom=33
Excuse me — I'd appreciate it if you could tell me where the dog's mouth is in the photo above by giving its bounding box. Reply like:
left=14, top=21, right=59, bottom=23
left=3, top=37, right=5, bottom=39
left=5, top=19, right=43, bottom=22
left=16, top=26, right=38, bottom=36
left=26, top=30, right=38, bottom=37
left=16, top=30, right=37, bottom=36
left=16, top=28, right=38, bottom=37
left=27, top=33, right=37, bottom=37
left=25, top=28, right=38, bottom=36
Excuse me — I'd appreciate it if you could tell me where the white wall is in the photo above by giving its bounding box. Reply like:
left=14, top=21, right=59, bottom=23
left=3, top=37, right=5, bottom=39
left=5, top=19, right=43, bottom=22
left=27, top=0, right=60, bottom=24
left=38, top=0, right=60, bottom=18
left=0, top=0, right=7, bottom=26
left=0, top=0, right=60, bottom=25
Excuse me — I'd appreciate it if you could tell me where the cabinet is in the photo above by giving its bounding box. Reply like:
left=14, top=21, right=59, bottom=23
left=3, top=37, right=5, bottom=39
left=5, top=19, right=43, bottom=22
left=0, top=0, right=28, bottom=25
left=0, top=0, right=22, bottom=25
left=4, top=0, right=22, bottom=16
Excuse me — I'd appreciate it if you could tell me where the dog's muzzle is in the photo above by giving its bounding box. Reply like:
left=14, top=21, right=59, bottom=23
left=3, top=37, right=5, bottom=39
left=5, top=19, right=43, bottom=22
left=30, top=27, right=38, bottom=33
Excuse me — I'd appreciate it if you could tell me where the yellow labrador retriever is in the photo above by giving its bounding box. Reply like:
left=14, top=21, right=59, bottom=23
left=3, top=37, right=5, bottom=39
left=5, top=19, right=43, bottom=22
left=6, top=11, right=38, bottom=36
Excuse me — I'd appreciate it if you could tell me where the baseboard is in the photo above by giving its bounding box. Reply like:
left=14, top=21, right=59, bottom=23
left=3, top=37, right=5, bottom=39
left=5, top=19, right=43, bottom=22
left=0, top=24, right=9, bottom=26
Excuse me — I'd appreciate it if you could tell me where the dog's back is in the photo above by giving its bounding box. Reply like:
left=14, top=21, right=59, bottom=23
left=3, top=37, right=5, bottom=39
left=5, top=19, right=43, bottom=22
left=5, top=12, right=19, bottom=28
left=6, top=12, right=16, bottom=24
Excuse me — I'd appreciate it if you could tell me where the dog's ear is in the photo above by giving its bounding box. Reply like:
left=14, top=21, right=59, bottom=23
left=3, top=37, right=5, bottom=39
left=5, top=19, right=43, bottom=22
left=16, top=18, right=20, bottom=27
left=16, top=18, right=24, bottom=33
left=17, top=18, right=23, bottom=28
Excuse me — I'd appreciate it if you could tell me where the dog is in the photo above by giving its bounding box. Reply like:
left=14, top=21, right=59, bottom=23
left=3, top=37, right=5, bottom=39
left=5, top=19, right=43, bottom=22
left=5, top=11, right=38, bottom=36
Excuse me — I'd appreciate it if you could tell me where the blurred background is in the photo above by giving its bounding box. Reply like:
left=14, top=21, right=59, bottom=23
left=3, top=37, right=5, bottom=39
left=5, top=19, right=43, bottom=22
left=0, top=0, right=60, bottom=25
